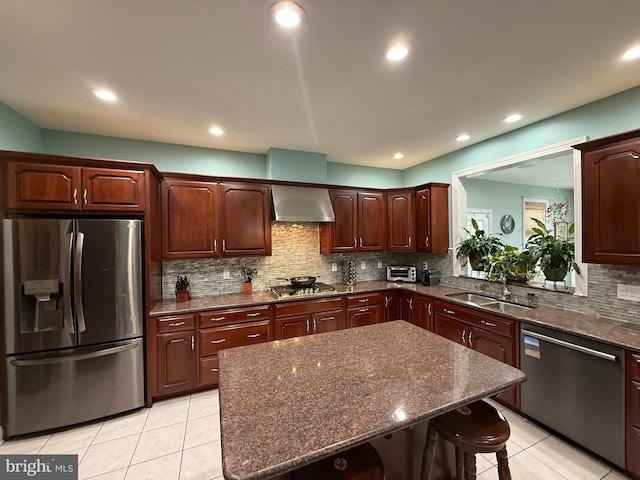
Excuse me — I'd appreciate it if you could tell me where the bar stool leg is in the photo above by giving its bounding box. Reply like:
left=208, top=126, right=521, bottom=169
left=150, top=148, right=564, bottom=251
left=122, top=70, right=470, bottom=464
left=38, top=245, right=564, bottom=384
left=420, top=424, right=438, bottom=480
left=496, top=446, right=512, bottom=480
left=463, top=452, right=477, bottom=480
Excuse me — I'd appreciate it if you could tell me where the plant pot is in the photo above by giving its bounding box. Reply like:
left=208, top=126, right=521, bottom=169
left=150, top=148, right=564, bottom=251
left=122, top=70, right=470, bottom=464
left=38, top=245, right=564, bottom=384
left=468, top=255, right=483, bottom=271
left=543, top=264, right=569, bottom=281
left=176, top=290, right=190, bottom=302
left=243, top=282, right=253, bottom=294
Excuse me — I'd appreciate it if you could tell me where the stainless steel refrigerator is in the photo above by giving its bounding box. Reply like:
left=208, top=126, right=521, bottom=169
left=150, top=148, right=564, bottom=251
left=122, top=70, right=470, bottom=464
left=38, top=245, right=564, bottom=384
left=3, top=218, right=145, bottom=438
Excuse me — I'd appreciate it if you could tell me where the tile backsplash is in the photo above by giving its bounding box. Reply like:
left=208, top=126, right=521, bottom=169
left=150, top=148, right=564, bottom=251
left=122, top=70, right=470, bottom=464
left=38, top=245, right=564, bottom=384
left=162, top=223, right=422, bottom=298
left=162, top=223, right=640, bottom=325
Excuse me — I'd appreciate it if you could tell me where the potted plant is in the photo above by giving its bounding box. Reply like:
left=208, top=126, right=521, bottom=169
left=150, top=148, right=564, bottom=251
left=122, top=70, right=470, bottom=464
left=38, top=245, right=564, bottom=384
left=525, top=218, right=580, bottom=281
left=241, top=266, right=258, bottom=293
left=456, top=218, right=505, bottom=271
left=485, top=245, right=536, bottom=284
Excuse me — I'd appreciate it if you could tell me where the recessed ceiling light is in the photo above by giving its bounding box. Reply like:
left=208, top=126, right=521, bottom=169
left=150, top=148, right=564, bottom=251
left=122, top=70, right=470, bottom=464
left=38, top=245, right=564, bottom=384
left=455, top=134, right=471, bottom=142
left=503, top=113, right=524, bottom=124
left=385, top=42, right=410, bottom=62
left=270, top=1, right=305, bottom=28
left=393, top=152, right=405, bottom=160
left=208, top=126, right=224, bottom=136
left=622, top=44, right=640, bottom=61
left=93, top=89, right=117, bottom=102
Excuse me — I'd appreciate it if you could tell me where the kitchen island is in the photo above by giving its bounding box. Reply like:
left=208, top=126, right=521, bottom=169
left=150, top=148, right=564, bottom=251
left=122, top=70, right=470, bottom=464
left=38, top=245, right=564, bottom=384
left=218, top=320, right=525, bottom=480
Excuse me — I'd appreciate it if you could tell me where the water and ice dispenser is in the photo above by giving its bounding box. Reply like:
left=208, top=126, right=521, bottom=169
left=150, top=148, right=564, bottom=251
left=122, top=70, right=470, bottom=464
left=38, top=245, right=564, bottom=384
left=21, top=278, right=63, bottom=332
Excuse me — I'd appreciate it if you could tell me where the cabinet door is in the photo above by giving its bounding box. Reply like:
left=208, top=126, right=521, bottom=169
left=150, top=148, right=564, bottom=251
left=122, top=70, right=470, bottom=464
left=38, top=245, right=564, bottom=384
left=199, top=356, right=219, bottom=387
left=312, top=309, right=344, bottom=334
left=347, top=305, right=381, bottom=328
left=7, top=162, right=81, bottom=211
left=582, top=139, right=640, bottom=264
left=470, top=326, right=517, bottom=408
left=358, top=192, right=385, bottom=251
left=627, top=352, right=640, bottom=476
left=162, top=179, right=218, bottom=258
left=382, top=291, right=400, bottom=322
left=415, top=295, right=434, bottom=331
left=81, top=168, right=145, bottom=212
left=433, top=315, right=467, bottom=346
left=157, top=330, right=197, bottom=396
left=387, top=191, right=414, bottom=251
left=415, top=188, right=431, bottom=252
left=219, top=183, right=271, bottom=256
left=415, top=185, right=449, bottom=253
left=321, top=189, right=358, bottom=253
left=274, top=314, right=309, bottom=340
left=399, top=291, right=413, bottom=322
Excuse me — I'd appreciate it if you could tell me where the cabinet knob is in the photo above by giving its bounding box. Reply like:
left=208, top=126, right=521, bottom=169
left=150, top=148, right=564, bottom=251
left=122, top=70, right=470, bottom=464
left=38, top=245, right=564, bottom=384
left=73, top=188, right=78, bottom=205
left=481, top=320, right=496, bottom=327
left=247, top=333, right=261, bottom=339
left=246, top=312, right=261, bottom=317
left=359, top=308, right=369, bottom=313
left=359, top=299, right=368, bottom=303
left=210, top=368, right=219, bottom=372
left=427, top=303, right=432, bottom=316
left=168, top=321, right=185, bottom=327
left=211, top=338, right=226, bottom=344
left=444, top=308, right=455, bottom=315
left=211, top=316, right=225, bottom=322
left=83, top=188, right=88, bottom=205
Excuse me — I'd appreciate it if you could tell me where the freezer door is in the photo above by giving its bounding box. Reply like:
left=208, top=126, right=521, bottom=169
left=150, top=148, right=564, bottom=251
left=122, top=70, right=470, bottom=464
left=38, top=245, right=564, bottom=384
left=76, top=219, right=143, bottom=346
left=3, top=219, right=76, bottom=355
left=5, top=339, right=144, bottom=437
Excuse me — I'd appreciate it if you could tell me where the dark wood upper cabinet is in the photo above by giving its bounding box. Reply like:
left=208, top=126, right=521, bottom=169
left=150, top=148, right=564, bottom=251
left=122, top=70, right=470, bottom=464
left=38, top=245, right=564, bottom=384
left=358, top=192, right=386, bottom=251
left=415, top=184, right=449, bottom=253
left=162, top=178, right=218, bottom=258
left=574, top=130, right=640, bottom=265
left=387, top=190, right=414, bottom=251
left=162, top=179, right=271, bottom=259
left=219, top=183, right=271, bottom=256
left=81, top=168, right=145, bottom=212
left=7, top=162, right=145, bottom=212
left=320, top=189, right=385, bottom=253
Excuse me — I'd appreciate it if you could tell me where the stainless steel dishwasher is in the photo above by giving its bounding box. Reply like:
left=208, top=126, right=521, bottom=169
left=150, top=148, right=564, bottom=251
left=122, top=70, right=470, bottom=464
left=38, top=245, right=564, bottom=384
left=520, top=323, right=624, bottom=467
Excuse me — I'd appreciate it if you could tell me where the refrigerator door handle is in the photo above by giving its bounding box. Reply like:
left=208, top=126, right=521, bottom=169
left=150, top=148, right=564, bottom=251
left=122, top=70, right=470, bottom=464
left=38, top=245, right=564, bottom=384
left=74, top=231, right=87, bottom=333
left=9, top=342, right=138, bottom=366
left=63, top=232, right=75, bottom=334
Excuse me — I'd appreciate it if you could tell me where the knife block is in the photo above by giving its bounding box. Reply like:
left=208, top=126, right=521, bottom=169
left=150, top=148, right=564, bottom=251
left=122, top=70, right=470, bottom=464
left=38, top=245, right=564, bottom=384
left=176, top=288, right=190, bottom=302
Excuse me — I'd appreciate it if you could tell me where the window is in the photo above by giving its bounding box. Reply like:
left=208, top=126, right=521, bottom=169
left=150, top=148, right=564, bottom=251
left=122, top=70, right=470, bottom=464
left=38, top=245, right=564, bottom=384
left=523, top=198, right=549, bottom=245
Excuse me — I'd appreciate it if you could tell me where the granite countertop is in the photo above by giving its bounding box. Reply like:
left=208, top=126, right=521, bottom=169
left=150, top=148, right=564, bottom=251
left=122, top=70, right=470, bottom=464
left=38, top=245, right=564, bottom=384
left=218, top=321, right=526, bottom=480
left=150, top=280, right=640, bottom=351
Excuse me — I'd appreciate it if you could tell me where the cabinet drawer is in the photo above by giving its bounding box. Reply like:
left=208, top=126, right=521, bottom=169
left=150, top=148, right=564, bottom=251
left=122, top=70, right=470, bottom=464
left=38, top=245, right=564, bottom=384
left=434, top=300, right=514, bottom=338
left=631, top=353, right=640, bottom=381
left=199, top=356, right=219, bottom=386
left=199, top=305, right=270, bottom=328
left=346, top=293, right=380, bottom=308
left=274, top=298, right=343, bottom=317
left=199, top=320, right=270, bottom=356
left=157, top=314, right=196, bottom=333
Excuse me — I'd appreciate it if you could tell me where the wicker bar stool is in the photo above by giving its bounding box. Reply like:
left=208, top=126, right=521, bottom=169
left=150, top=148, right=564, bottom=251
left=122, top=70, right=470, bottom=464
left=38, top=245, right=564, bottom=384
left=290, top=442, right=384, bottom=480
left=421, top=400, right=512, bottom=480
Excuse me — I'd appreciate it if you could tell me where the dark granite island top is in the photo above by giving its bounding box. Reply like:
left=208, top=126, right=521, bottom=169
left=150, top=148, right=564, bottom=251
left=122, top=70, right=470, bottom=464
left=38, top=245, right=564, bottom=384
left=218, top=321, right=526, bottom=480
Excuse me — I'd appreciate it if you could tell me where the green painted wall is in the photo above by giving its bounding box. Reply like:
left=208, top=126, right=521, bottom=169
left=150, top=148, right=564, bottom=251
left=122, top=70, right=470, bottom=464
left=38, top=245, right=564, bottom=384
left=0, top=103, right=42, bottom=152
left=266, top=148, right=327, bottom=183
left=403, top=85, right=640, bottom=185
left=42, top=130, right=267, bottom=178
left=466, top=179, right=574, bottom=248
left=327, top=162, right=403, bottom=188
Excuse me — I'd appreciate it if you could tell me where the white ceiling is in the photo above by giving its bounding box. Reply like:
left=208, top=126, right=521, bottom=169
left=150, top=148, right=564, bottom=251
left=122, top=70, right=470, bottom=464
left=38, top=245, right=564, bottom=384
left=1, top=1, right=639, bottom=170
left=469, top=151, right=575, bottom=189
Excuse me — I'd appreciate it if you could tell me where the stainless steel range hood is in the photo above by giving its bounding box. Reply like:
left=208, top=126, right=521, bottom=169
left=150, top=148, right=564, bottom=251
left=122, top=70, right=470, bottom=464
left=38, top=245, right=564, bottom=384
left=271, top=185, right=335, bottom=222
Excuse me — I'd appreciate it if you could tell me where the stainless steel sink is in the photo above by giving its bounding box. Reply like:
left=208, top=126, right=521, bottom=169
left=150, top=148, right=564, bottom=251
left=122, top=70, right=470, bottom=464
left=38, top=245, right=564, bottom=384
left=482, top=301, right=532, bottom=314
left=445, top=292, right=497, bottom=305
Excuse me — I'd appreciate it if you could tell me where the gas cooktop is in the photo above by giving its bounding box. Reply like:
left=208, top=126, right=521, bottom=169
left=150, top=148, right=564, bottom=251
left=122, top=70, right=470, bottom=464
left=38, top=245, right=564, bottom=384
left=270, top=282, right=337, bottom=298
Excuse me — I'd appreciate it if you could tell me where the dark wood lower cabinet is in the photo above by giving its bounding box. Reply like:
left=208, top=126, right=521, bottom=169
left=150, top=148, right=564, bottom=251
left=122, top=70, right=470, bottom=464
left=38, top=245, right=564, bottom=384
left=433, top=300, right=519, bottom=410
left=157, top=330, right=197, bottom=396
left=274, top=298, right=345, bottom=340
left=347, top=304, right=381, bottom=328
left=414, top=294, right=434, bottom=330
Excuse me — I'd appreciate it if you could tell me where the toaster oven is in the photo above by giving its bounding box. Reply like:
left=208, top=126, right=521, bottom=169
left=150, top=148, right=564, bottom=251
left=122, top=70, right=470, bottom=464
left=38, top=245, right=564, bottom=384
left=386, top=265, right=417, bottom=283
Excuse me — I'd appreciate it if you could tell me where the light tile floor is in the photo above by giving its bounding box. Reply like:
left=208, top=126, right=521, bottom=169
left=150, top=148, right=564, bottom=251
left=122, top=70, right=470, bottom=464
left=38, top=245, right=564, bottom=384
left=0, top=392, right=632, bottom=480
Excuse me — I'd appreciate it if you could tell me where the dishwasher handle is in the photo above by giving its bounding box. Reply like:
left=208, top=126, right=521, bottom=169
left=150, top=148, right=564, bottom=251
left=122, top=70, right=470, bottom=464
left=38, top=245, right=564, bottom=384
left=522, top=329, right=618, bottom=362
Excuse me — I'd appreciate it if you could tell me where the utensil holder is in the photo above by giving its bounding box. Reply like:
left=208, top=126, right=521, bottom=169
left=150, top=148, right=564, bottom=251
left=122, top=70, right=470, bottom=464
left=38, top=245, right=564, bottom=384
left=176, top=290, right=190, bottom=302
left=243, top=282, right=253, bottom=294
